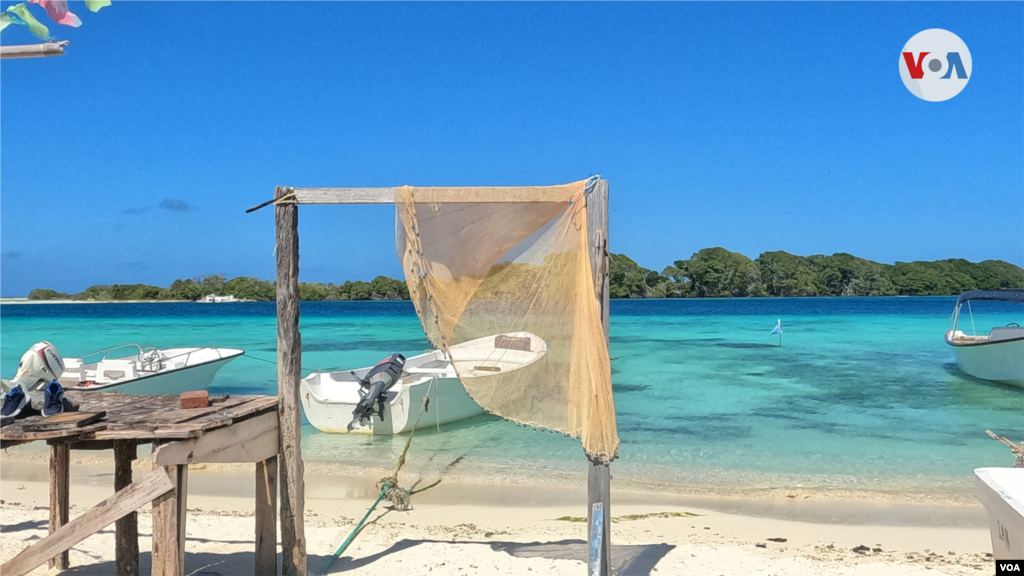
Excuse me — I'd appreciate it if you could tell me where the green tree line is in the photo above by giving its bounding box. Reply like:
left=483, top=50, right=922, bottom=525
left=609, top=248, right=1024, bottom=298
left=28, top=274, right=410, bottom=302
left=26, top=249, right=1024, bottom=302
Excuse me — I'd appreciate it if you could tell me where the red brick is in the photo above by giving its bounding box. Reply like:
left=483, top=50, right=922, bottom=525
left=180, top=390, right=210, bottom=409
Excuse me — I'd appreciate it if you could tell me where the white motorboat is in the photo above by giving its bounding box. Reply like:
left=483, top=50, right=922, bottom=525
left=58, top=344, right=244, bottom=394
left=301, top=332, right=547, bottom=434
left=945, top=289, right=1024, bottom=388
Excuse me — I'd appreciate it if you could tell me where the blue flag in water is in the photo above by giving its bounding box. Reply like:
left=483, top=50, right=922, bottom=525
left=770, top=319, right=782, bottom=335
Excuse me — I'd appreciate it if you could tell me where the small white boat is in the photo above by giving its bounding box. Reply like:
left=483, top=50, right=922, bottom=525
left=945, top=289, right=1024, bottom=388
left=58, top=344, right=244, bottom=394
left=301, top=332, right=547, bottom=434
left=974, top=467, right=1024, bottom=560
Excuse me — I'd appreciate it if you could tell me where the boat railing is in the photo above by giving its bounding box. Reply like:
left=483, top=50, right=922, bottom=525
left=76, top=343, right=148, bottom=364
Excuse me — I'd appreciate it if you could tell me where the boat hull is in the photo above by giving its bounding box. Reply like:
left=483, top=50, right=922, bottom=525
left=974, top=467, right=1024, bottom=560
left=948, top=338, right=1024, bottom=388
left=301, top=374, right=485, bottom=434
left=69, top=348, right=243, bottom=395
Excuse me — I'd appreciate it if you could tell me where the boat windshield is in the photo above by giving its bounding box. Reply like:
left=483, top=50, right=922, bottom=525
left=948, top=297, right=1024, bottom=337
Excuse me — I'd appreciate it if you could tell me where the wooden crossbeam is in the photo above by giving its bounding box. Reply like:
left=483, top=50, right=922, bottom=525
left=152, top=411, right=279, bottom=465
left=1, top=468, right=174, bottom=576
left=246, top=185, right=580, bottom=211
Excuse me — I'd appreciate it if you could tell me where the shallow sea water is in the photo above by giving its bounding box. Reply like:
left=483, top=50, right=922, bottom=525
left=2, top=298, right=1020, bottom=496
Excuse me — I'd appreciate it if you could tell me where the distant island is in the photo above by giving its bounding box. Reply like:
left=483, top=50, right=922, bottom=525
left=24, top=248, right=1024, bottom=302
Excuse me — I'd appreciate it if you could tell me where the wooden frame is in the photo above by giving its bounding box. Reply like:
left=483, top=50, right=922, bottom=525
left=265, top=177, right=613, bottom=575
left=0, top=394, right=280, bottom=576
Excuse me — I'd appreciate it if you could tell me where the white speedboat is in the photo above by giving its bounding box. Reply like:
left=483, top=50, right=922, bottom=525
left=301, top=332, right=547, bottom=434
left=58, top=344, right=244, bottom=394
left=945, top=289, right=1024, bottom=388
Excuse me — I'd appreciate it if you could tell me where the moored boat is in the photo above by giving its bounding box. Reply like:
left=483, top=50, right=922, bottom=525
left=945, top=289, right=1024, bottom=388
left=301, top=332, right=547, bottom=434
left=59, top=344, right=243, bottom=394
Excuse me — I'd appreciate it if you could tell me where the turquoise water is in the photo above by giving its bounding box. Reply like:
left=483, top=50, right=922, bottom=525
left=2, top=298, right=1021, bottom=495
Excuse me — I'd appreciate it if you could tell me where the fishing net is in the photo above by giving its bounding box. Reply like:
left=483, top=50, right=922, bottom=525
left=394, top=179, right=619, bottom=462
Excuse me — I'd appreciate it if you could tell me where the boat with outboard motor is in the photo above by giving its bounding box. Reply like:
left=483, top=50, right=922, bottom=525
left=300, top=332, right=548, bottom=434
left=1, top=341, right=243, bottom=395
left=945, top=289, right=1024, bottom=388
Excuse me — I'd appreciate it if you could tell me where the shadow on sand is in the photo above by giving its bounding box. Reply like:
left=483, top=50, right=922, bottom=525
left=10, top=539, right=673, bottom=575
left=325, top=538, right=674, bottom=575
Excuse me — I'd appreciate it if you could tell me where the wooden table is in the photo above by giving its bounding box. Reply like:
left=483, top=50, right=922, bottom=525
left=0, top=392, right=280, bottom=576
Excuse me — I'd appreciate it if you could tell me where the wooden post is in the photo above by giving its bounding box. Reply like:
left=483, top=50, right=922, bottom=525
left=114, top=440, right=140, bottom=576
left=48, top=443, right=70, bottom=570
left=254, top=455, right=278, bottom=576
left=151, top=457, right=187, bottom=576
left=586, top=178, right=612, bottom=576
left=275, top=185, right=306, bottom=576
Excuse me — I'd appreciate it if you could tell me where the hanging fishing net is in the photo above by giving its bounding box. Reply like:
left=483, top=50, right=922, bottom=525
left=394, top=178, right=619, bottom=462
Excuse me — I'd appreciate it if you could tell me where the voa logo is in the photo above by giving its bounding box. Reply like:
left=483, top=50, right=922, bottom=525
left=899, top=29, right=971, bottom=102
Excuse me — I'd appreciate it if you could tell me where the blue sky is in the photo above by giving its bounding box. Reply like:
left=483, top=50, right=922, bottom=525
left=1, top=2, right=1021, bottom=296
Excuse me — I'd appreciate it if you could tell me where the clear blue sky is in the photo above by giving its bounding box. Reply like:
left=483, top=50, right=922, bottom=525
left=2, top=2, right=1022, bottom=297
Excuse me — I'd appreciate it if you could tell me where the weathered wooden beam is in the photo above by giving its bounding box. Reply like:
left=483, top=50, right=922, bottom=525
left=49, top=443, right=70, bottom=570
left=151, top=411, right=279, bottom=466
left=1, top=468, right=173, bottom=576
left=0, top=41, right=67, bottom=59
left=247, top=185, right=579, bottom=211
left=276, top=185, right=306, bottom=576
left=114, top=440, right=140, bottom=576
left=254, top=455, right=278, bottom=576
left=586, top=178, right=612, bottom=576
left=151, top=462, right=187, bottom=576
left=293, top=185, right=576, bottom=205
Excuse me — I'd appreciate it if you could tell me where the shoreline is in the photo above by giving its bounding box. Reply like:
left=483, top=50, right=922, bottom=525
left=0, top=455, right=995, bottom=575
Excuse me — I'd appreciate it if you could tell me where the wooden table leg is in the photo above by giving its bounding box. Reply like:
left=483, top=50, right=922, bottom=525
left=255, top=455, right=278, bottom=576
left=151, top=459, right=187, bottom=576
left=48, top=443, right=70, bottom=570
left=114, top=440, right=139, bottom=576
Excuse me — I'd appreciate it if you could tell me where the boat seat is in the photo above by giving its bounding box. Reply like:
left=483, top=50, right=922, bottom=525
left=59, top=358, right=84, bottom=387
left=989, top=327, right=1024, bottom=343
left=96, top=359, right=138, bottom=383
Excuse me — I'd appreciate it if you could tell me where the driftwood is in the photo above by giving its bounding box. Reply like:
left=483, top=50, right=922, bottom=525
left=986, top=430, right=1024, bottom=467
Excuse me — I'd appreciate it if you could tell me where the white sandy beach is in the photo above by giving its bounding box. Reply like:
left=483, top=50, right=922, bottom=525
left=0, top=450, right=996, bottom=576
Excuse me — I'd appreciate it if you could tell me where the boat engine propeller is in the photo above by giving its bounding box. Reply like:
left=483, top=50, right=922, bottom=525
left=348, top=353, right=405, bottom=431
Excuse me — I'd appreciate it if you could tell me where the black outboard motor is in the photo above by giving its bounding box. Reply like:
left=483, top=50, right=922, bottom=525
left=348, top=353, right=405, bottom=430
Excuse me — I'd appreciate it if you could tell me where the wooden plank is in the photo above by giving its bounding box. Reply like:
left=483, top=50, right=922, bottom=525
left=0, top=468, right=173, bottom=576
left=151, top=461, right=187, bottom=576
left=112, top=397, right=252, bottom=428
left=24, top=411, right=106, bottom=432
left=152, top=411, right=279, bottom=465
left=254, top=455, right=278, bottom=576
left=586, top=178, right=612, bottom=576
left=291, top=185, right=577, bottom=205
left=1, top=422, right=107, bottom=441
left=49, top=443, right=70, bottom=570
left=115, top=441, right=140, bottom=576
left=276, top=184, right=306, bottom=576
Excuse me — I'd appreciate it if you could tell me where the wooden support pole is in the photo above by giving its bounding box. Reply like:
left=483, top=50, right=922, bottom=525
left=151, top=459, right=187, bottom=576
left=49, top=443, right=70, bottom=570
left=275, top=185, right=306, bottom=576
left=586, top=178, right=612, bottom=576
left=255, top=455, right=278, bottom=576
left=114, top=440, right=140, bottom=576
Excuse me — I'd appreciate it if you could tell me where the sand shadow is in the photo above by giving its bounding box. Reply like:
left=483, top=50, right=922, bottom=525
left=37, top=550, right=335, bottom=576
left=325, top=538, right=673, bottom=575
left=0, top=519, right=47, bottom=533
